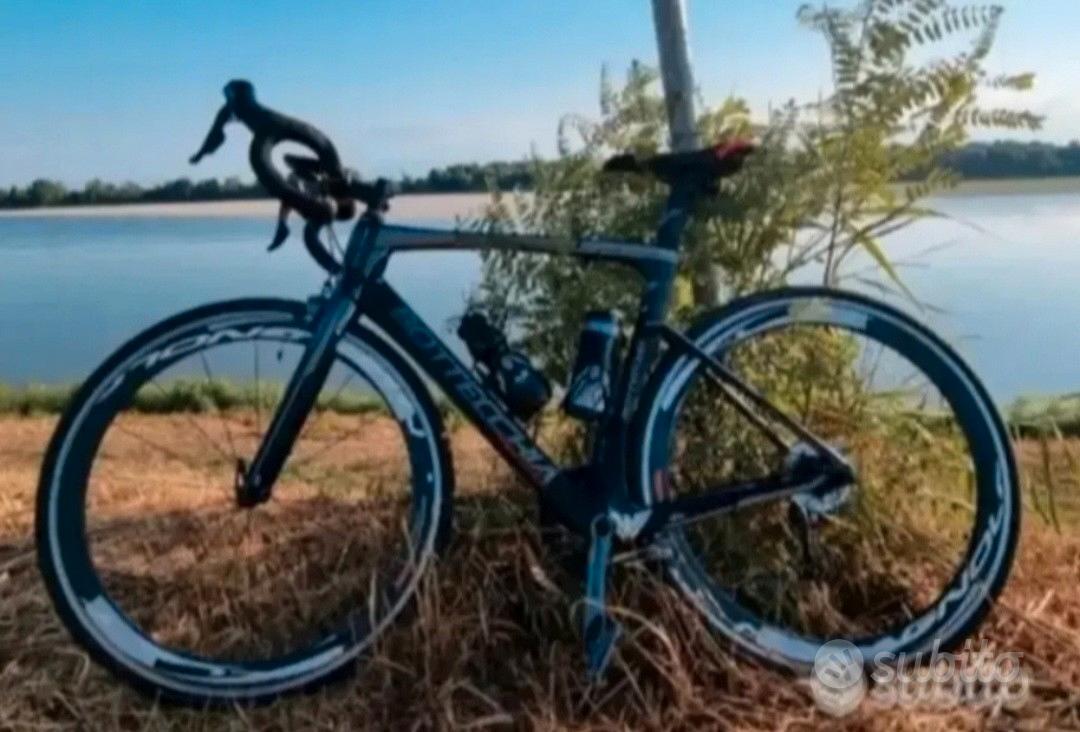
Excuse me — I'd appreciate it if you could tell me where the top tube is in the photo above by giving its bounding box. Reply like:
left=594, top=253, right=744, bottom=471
left=376, top=224, right=679, bottom=266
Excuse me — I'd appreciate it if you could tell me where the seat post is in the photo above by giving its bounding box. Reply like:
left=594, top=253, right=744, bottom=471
left=656, top=184, right=696, bottom=252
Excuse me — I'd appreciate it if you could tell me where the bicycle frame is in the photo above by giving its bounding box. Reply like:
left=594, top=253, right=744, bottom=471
left=244, top=185, right=851, bottom=540
left=368, top=195, right=690, bottom=537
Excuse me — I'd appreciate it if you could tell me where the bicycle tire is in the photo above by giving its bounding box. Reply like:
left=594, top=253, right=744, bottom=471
left=36, top=298, right=454, bottom=705
left=632, top=286, right=1020, bottom=672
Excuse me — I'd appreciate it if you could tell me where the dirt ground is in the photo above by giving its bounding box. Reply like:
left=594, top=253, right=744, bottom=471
left=2, top=414, right=1080, bottom=730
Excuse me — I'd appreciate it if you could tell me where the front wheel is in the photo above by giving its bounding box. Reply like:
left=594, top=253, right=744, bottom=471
left=36, top=299, right=453, bottom=705
left=633, top=287, right=1019, bottom=673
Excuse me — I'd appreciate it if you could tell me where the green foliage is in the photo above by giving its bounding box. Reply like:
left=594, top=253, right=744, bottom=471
left=664, top=319, right=980, bottom=636
left=475, top=62, right=788, bottom=380
left=0, top=383, right=76, bottom=416
left=1007, top=393, right=1080, bottom=438
left=796, top=0, right=1041, bottom=287
left=471, top=0, right=1037, bottom=381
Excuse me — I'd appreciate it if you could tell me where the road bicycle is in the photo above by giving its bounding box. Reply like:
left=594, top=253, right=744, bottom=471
left=36, top=80, right=1020, bottom=706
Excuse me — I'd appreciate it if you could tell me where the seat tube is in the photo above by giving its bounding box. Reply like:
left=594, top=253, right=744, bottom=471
left=638, top=183, right=693, bottom=325
left=656, top=184, right=695, bottom=254
left=596, top=187, right=692, bottom=504
left=629, top=183, right=694, bottom=370
left=632, top=184, right=694, bottom=370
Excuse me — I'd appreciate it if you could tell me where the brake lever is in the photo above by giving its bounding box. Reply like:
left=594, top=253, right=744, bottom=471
left=268, top=203, right=291, bottom=252
left=266, top=174, right=304, bottom=252
left=189, top=104, right=233, bottom=164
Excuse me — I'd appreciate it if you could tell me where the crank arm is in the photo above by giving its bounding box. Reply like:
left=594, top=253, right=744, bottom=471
left=583, top=516, right=622, bottom=681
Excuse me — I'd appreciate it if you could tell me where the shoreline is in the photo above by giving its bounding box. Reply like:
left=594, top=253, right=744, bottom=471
left=1, top=380, right=1073, bottom=422
left=931, top=175, right=1080, bottom=196
left=0, top=192, right=495, bottom=220
left=3, top=177, right=1080, bottom=219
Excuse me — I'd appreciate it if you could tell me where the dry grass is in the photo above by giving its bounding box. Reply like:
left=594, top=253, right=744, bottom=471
left=2, top=415, right=1080, bottom=730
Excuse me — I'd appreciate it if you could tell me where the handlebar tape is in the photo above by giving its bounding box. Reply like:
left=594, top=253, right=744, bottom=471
left=190, top=80, right=354, bottom=222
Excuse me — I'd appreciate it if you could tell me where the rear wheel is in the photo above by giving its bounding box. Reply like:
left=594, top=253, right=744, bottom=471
left=36, top=299, right=453, bottom=705
left=634, top=287, right=1019, bottom=672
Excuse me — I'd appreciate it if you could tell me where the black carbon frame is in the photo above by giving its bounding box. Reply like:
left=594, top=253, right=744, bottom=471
left=243, top=188, right=844, bottom=538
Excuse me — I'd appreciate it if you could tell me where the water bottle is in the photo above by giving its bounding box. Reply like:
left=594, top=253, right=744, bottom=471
left=457, top=312, right=551, bottom=420
left=563, top=311, right=619, bottom=421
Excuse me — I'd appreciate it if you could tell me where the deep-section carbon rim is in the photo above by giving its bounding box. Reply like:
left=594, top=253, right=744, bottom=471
left=36, top=299, right=451, bottom=702
left=634, top=287, right=1019, bottom=672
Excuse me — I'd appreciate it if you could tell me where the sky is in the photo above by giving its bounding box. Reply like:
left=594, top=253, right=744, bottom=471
left=1, top=0, right=1079, bottom=189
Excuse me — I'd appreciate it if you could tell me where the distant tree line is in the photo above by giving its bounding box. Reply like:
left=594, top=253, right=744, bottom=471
left=1, top=176, right=265, bottom=209
left=5, top=142, right=1080, bottom=210
left=936, top=140, right=1080, bottom=179
left=0, top=161, right=538, bottom=210
left=398, top=161, right=535, bottom=193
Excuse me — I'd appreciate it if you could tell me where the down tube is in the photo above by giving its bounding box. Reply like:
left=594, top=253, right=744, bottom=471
left=366, top=281, right=561, bottom=490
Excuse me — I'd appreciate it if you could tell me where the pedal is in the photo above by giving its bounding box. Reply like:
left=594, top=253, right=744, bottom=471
left=582, top=515, right=623, bottom=681
left=584, top=613, right=623, bottom=681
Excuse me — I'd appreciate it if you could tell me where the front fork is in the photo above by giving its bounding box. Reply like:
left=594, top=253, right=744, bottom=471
left=237, top=292, right=358, bottom=506
left=238, top=216, right=384, bottom=506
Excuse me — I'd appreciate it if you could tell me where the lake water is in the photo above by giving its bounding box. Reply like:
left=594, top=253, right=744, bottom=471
left=1, top=191, right=1078, bottom=403
left=0, top=207, right=483, bottom=387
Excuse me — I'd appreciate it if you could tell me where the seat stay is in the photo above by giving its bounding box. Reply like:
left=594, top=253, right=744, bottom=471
left=657, top=324, right=851, bottom=466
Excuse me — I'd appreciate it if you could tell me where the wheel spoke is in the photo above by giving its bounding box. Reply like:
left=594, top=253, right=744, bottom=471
left=254, top=341, right=262, bottom=439
left=290, top=370, right=357, bottom=465
left=646, top=293, right=1015, bottom=666
left=111, top=418, right=197, bottom=466
left=290, top=372, right=383, bottom=471
left=46, top=308, right=446, bottom=695
left=146, top=378, right=234, bottom=465
left=198, top=351, right=239, bottom=459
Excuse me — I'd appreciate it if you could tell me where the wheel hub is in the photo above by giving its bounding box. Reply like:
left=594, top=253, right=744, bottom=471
left=234, top=458, right=267, bottom=508
left=784, top=442, right=855, bottom=516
